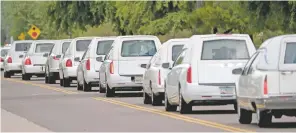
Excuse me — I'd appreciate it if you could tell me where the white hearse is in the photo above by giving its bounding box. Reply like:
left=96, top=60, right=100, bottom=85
left=141, top=38, right=188, bottom=106
left=233, top=34, right=296, bottom=127
left=163, top=34, right=256, bottom=114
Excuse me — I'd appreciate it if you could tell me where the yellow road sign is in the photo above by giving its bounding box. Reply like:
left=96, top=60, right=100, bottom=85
left=18, top=32, right=25, bottom=40
left=27, top=25, right=41, bottom=40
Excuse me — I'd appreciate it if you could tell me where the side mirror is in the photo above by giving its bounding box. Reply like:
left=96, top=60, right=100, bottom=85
left=162, top=63, right=171, bottom=69
left=74, top=57, right=80, bottom=62
left=56, top=55, right=61, bottom=58
left=96, top=57, right=104, bottom=62
left=232, top=68, right=243, bottom=75
left=140, top=64, right=147, bottom=68
left=43, top=53, right=49, bottom=57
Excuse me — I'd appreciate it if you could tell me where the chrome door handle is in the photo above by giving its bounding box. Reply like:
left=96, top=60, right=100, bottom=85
left=281, top=71, right=293, bottom=75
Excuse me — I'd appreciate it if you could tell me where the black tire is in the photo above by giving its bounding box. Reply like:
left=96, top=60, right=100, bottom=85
left=48, top=73, right=56, bottom=84
left=4, top=71, right=11, bottom=78
left=105, top=85, right=115, bottom=97
left=45, top=75, right=49, bottom=83
left=152, top=92, right=162, bottom=106
left=179, top=93, right=192, bottom=114
left=257, top=110, right=272, bottom=127
left=63, top=77, right=70, bottom=87
left=77, top=81, right=83, bottom=91
left=83, top=80, right=91, bottom=92
left=99, top=83, right=106, bottom=93
left=60, top=79, right=64, bottom=86
left=234, top=103, right=238, bottom=113
left=165, top=92, right=177, bottom=111
left=238, top=106, right=252, bottom=124
left=143, top=92, right=152, bottom=104
left=22, top=74, right=30, bottom=80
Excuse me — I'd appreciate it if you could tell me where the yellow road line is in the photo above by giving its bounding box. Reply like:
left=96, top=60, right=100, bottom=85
left=93, top=97, right=255, bottom=133
left=3, top=78, right=78, bottom=94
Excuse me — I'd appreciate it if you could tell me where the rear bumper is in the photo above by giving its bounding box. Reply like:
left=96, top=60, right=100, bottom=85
left=84, top=70, right=100, bottom=83
left=5, top=63, right=22, bottom=71
left=50, top=67, right=59, bottom=73
left=23, top=65, right=45, bottom=74
left=152, top=83, right=164, bottom=95
left=182, top=83, right=236, bottom=104
left=63, top=66, right=77, bottom=78
left=108, top=74, right=143, bottom=90
left=254, top=96, right=296, bottom=110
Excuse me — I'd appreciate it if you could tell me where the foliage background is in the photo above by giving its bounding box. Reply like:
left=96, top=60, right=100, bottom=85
left=1, top=1, right=296, bottom=48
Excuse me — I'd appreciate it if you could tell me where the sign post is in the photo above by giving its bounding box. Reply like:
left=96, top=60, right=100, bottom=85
left=27, top=25, right=41, bottom=40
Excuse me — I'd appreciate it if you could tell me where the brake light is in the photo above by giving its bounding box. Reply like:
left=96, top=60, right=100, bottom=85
left=24, top=58, right=32, bottom=65
left=187, top=66, right=192, bottom=83
left=263, top=76, right=268, bottom=95
left=7, top=56, right=12, bottom=63
left=53, top=56, right=59, bottom=60
left=109, top=61, right=114, bottom=74
left=0, top=57, right=3, bottom=62
left=86, top=59, right=90, bottom=70
left=158, top=70, right=161, bottom=85
left=66, top=59, right=72, bottom=67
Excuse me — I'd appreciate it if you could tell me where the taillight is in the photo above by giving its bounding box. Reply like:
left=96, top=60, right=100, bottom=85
left=53, top=56, right=59, bottom=60
left=66, top=59, right=72, bottom=67
left=7, top=56, right=12, bottom=63
left=263, top=75, right=268, bottom=95
left=0, top=57, right=3, bottom=62
left=158, top=70, right=161, bottom=85
left=86, top=59, right=90, bottom=70
left=187, top=66, right=192, bottom=83
left=24, top=58, right=32, bottom=65
left=109, top=61, right=114, bottom=74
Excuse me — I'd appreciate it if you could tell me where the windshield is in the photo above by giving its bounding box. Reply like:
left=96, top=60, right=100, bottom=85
left=201, top=39, right=250, bottom=60
left=121, top=40, right=156, bottom=57
left=172, top=45, right=184, bottom=61
left=1, top=49, right=9, bottom=57
left=96, top=40, right=114, bottom=55
left=76, top=40, right=91, bottom=51
left=15, top=43, right=32, bottom=51
left=62, top=42, right=71, bottom=54
left=35, top=43, right=54, bottom=53
left=284, top=43, right=296, bottom=64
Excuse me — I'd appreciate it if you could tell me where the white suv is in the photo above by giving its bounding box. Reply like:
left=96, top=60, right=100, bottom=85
left=21, top=40, right=56, bottom=80
left=1, top=46, right=11, bottom=70
left=142, top=38, right=188, bottom=106
left=98, top=35, right=162, bottom=97
left=163, top=34, right=256, bottom=114
left=3, top=40, right=33, bottom=78
left=234, top=34, right=296, bottom=127
left=77, top=37, right=116, bottom=91
left=59, top=37, right=96, bottom=87
left=45, top=39, right=72, bottom=84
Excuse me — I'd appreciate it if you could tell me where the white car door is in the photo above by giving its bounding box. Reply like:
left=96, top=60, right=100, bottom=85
left=143, top=56, right=155, bottom=94
left=77, top=50, right=88, bottom=84
left=99, top=49, right=112, bottom=85
left=278, top=38, right=296, bottom=94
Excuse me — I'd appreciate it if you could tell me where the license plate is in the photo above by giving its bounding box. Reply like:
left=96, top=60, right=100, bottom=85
left=134, top=76, right=143, bottom=83
left=220, top=86, right=234, bottom=94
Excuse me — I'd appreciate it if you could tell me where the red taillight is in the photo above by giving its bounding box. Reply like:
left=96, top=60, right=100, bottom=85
left=263, top=76, right=268, bottom=95
left=24, top=58, right=31, bottom=65
left=66, top=59, right=72, bottom=67
left=7, top=56, right=12, bottom=63
left=158, top=70, right=161, bottom=85
left=86, top=59, right=90, bottom=70
left=109, top=61, right=114, bottom=74
left=0, top=57, right=3, bottom=62
left=187, top=66, right=192, bottom=83
left=53, top=56, right=59, bottom=60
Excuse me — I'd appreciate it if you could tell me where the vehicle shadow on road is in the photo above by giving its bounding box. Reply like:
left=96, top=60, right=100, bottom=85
left=251, top=122, right=296, bottom=128
left=189, top=110, right=237, bottom=115
left=114, top=92, right=143, bottom=98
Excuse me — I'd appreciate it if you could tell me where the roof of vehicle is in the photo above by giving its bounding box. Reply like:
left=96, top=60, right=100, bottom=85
left=0, top=46, right=11, bottom=49
left=12, top=40, right=34, bottom=44
left=259, top=34, right=296, bottom=49
left=33, top=40, right=60, bottom=43
left=75, top=36, right=99, bottom=40
left=191, top=34, right=251, bottom=39
left=116, top=35, right=159, bottom=39
left=94, top=36, right=118, bottom=40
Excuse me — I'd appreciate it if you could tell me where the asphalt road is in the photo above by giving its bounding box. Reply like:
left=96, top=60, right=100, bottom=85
left=1, top=73, right=296, bottom=132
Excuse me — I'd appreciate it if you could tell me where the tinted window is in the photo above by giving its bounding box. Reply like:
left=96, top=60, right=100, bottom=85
left=1, top=49, right=9, bottom=57
left=201, top=39, right=249, bottom=60
left=96, top=40, right=114, bottom=55
left=35, top=43, right=54, bottom=53
left=15, top=43, right=31, bottom=51
left=172, top=45, right=184, bottom=61
left=76, top=40, right=91, bottom=51
left=121, top=40, right=156, bottom=57
left=62, top=42, right=71, bottom=54
left=284, top=43, right=296, bottom=64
